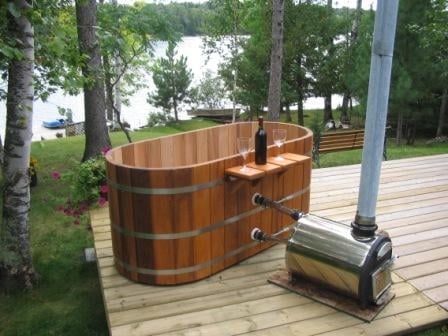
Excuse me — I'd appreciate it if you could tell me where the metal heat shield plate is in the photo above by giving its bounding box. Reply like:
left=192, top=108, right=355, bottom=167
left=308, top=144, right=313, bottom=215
left=268, top=270, right=395, bottom=322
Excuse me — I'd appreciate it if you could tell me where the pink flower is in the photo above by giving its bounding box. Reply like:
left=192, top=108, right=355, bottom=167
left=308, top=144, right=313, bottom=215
left=101, top=146, right=111, bottom=156
left=98, top=196, right=107, bottom=206
left=51, top=171, right=61, bottom=180
left=74, top=220, right=80, bottom=225
left=63, top=208, right=72, bottom=216
left=73, top=210, right=80, bottom=218
left=99, top=184, right=109, bottom=193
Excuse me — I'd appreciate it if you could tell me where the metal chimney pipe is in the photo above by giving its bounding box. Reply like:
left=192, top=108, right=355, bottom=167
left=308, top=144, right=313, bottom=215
left=352, top=0, right=399, bottom=238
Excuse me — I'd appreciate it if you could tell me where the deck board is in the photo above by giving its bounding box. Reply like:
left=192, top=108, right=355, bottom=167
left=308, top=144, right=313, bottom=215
left=91, top=154, right=448, bottom=335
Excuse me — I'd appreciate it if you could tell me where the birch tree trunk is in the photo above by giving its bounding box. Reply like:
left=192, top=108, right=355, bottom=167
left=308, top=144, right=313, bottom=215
left=0, top=0, right=37, bottom=290
left=76, top=0, right=111, bottom=161
left=268, top=0, right=285, bottom=121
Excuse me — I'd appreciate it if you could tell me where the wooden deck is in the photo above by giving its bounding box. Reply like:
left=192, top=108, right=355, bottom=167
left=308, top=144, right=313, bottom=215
left=91, top=154, right=448, bottom=336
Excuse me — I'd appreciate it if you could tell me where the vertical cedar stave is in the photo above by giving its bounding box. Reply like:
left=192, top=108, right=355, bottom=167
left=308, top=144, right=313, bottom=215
left=106, top=122, right=312, bottom=285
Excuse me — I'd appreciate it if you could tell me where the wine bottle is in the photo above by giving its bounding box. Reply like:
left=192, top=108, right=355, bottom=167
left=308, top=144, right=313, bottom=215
left=255, top=116, right=267, bottom=164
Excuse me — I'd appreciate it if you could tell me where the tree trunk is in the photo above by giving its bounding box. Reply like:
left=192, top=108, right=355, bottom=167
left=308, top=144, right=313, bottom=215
left=103, top=53, right=114, bottom=121
left=341, top=94, right=350, bottom=122
left=436, top=88, right=447, bottom=137
left=406, top=119, right=416, bottom=145
left=341, top=0, right=362, bottom=123
left=0, top=135, right=3, bottom=167
left=173, top=100, right=179, bottom=121
left=268, top=0, right=285, bottom=121
left=231, top=25, right=238, bottom=123
left=324, top=95, right=333, bottom=122
left=1, top=0, right=37, bottom=291
left=297, top=96, right=304, bottom=126
left=323, top=0, right=334, bottom=123
left=112, top=105, right=132, bottom=143
left=396, top=110, right=403, bottom=145
left=76, top=0, right=111, bottom=161
left=285, top=103, right=292, bottom=122
left=232, top=68, right=238, bottom=123
left=111, top=0, right=122, bottom=124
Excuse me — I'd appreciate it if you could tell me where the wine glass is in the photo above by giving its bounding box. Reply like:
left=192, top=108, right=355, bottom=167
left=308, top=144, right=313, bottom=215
left=273, top=129, right=287, bottom=160
left=237, top=137, right=251, bottom=172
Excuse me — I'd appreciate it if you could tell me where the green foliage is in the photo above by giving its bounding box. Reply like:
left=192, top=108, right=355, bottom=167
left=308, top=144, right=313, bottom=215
left=65, top=156, right=107, bottom=208
left=148, top=41, right=193, bottom=121
left=97, top=3, right=174, bottom=104
left=216, top=0, right=269, bottom=117
left=146, top=111, right=174, bottom=128
left=346, top=9, right=374, bottom=110
left=146, top=2, right=211, bottom=36
left=191, top=70, right=226, bottom=109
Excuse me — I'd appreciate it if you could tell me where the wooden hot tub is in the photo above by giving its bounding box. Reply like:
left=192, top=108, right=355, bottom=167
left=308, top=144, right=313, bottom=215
left=106, top=122, right=312, bottom=285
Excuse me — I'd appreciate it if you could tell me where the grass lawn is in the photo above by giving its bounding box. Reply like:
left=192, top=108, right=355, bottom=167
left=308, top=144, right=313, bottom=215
left=0, top=118, right=447, bottom=335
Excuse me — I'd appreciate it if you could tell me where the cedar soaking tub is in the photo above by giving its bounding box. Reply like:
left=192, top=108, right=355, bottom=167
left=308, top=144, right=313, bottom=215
left=106, top=122, right=312, bottom=285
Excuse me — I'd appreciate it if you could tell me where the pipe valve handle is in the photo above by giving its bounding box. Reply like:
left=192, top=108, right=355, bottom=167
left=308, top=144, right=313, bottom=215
left=252, top=193, right=269, bottom=208
left=250, top=228, right=266, bottom=242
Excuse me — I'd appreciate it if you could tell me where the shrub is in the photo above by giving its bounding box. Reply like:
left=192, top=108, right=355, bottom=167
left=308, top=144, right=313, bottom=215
left=51, top=153, right=109, bottom=225
left=147, top=111, right=174, bottom=127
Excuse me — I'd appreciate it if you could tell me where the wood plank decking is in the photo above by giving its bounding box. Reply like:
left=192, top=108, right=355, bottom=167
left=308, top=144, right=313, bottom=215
left=91, top=154, right=448, bottom=336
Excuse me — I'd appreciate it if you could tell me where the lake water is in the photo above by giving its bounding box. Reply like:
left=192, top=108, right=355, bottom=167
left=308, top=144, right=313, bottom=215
left=0, top=36, right=343, bottom=141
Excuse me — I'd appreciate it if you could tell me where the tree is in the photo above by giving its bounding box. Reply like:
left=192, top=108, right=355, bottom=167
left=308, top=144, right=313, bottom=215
left=267, top=0, right=285, bottom=121
left=345, top=8, right=374, bottom=118
left=98, top=2, right=173, bottom=143
left=340, top=0, right=362, bottom=122
left=217, top=0, right=270, bottom=120
left=191, top=70, right=226, bottom=109
left=417, top=0, right=448, bottom=137
left=390, top=0, right=433, bottom=144
left=322, top=0, right=335, bottom=122
left=149, top=41, right=193, bottom=121
left=75, top=0, right=111, bottom=161
left=0, top=0, right=37, bottom=290
left=282, top=1, right=324, bottom=125
left=203, top=0, right=246, bottom=123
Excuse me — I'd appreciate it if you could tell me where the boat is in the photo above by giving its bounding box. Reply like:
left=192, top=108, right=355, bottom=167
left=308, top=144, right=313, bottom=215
left=42, top=119, right=66, bottom=129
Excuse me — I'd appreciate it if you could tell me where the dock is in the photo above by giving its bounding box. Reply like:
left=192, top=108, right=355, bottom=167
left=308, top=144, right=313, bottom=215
left=91, top=154, right=448, bottom=335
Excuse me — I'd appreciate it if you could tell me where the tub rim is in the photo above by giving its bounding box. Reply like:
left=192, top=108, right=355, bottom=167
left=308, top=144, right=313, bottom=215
left=105, top=121, right=313, bottom=171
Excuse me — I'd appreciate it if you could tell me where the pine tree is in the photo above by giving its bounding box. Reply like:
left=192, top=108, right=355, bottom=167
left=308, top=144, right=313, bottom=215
left=149, top=41, right=193, bottom=121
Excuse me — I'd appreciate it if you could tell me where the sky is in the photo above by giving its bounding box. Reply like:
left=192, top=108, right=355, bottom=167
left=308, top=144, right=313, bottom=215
left=117, top=0, right=378, bottom=10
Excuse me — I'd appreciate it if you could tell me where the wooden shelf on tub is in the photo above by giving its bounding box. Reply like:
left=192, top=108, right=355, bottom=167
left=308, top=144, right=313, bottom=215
left=224, top=165, right=265, bottom=180
left=225, top=153, right=309, bottom=181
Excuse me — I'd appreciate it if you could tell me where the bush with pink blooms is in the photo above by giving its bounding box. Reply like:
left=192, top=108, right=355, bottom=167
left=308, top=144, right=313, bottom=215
left=52, top=151, right=109, bottom=225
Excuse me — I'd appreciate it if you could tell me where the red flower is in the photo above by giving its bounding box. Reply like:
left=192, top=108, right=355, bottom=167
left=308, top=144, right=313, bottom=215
left=98, top=196, right=107, bottom=206
left=51, top=171, right=61, bottom=180
left=74, top=220, right=80, bottom=225
left=100, top=184, right=109, bottom=193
